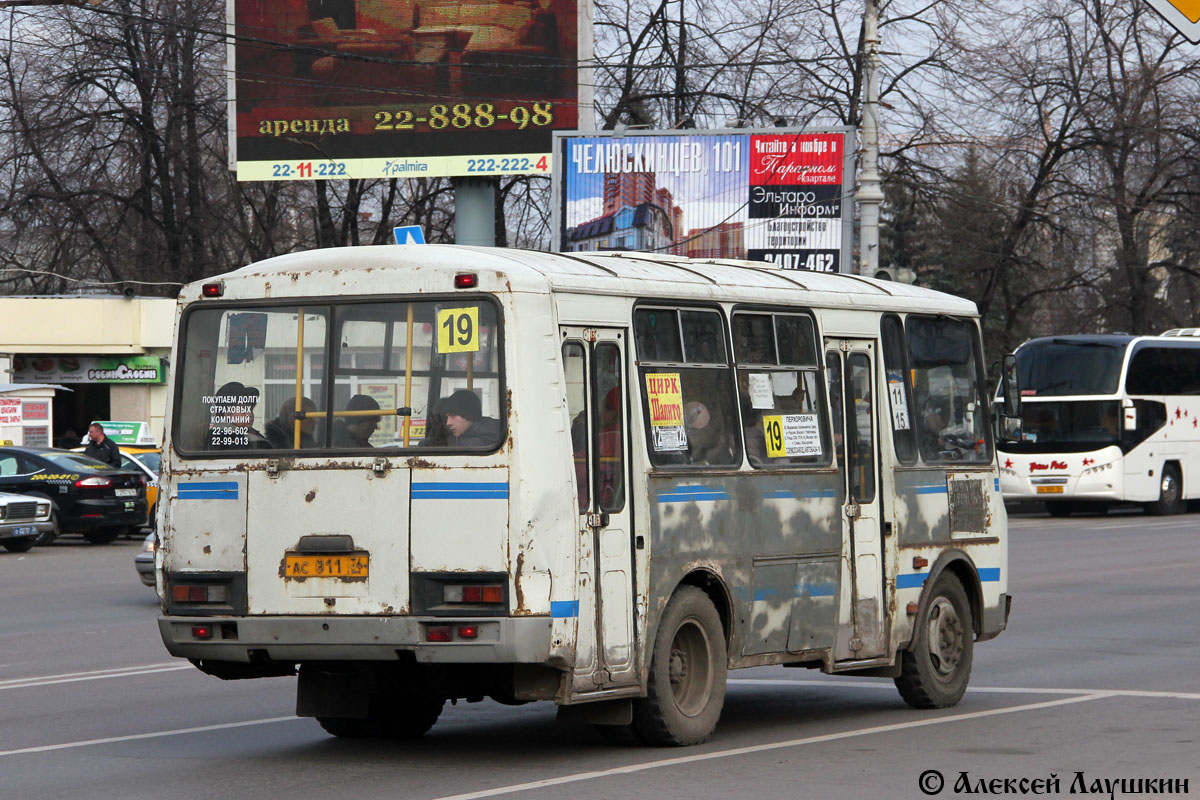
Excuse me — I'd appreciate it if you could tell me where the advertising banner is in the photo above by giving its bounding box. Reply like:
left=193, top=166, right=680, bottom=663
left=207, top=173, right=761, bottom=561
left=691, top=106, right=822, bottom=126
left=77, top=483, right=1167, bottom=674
left=12, top=355, right=166, bottom=385
left=553, top=127, right=854, bottom=272
left=228, top=0, right=589, bottom=180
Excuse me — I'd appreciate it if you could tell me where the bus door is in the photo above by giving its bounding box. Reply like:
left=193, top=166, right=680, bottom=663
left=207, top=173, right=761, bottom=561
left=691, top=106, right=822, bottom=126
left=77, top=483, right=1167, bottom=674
left=562, top=327, right=636, bottom=690
left=825, top=339, right=887, bottom=660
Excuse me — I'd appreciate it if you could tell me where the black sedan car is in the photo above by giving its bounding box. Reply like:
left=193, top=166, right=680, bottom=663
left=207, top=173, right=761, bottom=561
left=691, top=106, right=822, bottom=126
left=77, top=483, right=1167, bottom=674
left=0, top=446, right=148, bottom=544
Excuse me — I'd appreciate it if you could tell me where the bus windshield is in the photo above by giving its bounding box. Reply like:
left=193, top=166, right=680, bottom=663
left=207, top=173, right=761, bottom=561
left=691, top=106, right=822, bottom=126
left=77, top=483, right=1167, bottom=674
left=1009, top=400, right=1121, bottom=453
left=173, top=299, right=504, bottom=454
left=1017, top=339, right=1126, bottom=396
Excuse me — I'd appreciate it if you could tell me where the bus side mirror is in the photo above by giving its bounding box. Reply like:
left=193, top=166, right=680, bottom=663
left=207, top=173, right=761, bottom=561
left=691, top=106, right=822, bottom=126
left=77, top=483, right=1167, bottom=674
left=1001, top=354, right=1021, bottom=417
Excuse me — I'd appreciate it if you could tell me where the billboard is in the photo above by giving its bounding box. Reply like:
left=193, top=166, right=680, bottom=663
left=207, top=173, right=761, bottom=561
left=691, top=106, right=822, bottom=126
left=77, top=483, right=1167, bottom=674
left=553, top=128, right=854, bottom=272
left=228, top=0, right=590, bottom=180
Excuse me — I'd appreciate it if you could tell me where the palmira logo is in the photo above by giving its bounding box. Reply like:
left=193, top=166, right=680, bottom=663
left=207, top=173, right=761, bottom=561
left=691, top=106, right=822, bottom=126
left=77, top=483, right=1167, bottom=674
left=1146, top=0, right=1200, bottom=42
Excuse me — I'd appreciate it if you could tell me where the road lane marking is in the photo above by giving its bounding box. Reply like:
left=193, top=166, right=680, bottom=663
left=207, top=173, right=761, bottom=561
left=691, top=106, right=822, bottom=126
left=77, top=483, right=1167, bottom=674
left=0, top=663, right=192, bottom=690
left=0, top=717, right=298, bottom=757
left=729, top=679, right=1200, bottom=699
left=431, top=694, right=1117, bottom=800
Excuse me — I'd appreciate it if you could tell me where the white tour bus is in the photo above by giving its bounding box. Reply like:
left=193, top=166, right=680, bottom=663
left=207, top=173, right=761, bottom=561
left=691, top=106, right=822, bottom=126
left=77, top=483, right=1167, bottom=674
left=157, top=246, right=1016, bottom=745
left=998, top=330, right=1200, bottom=516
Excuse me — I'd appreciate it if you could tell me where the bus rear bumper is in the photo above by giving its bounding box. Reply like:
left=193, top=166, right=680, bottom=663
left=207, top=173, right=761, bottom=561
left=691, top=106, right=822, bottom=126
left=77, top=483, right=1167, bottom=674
left=158, top=615, right=553, bottom=665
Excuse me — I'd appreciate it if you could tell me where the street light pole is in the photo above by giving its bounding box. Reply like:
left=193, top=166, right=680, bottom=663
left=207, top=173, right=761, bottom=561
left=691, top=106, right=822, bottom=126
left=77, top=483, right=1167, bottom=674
left=857, top=0, right=884, bottom=277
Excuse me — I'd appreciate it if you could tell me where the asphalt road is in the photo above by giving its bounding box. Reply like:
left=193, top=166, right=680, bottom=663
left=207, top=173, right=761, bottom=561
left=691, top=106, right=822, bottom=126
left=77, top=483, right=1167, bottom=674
left=1, top=511, right=1197, bottom=800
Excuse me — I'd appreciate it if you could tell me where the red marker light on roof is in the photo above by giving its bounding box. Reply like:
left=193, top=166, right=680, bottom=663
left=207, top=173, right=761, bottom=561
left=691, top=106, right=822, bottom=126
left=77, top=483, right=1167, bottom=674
left=201, top=281, right=224, bottom=298
left=454, top=273, right=478, bottom=289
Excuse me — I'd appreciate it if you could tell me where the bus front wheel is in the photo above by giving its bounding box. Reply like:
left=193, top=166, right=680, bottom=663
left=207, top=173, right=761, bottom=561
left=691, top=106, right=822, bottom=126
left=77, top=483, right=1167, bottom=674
left=632, top=586, right=727, bottom=746
left=895, top=573, right=973, bottom=709
left=1145, top=464, right=1182, bottom=516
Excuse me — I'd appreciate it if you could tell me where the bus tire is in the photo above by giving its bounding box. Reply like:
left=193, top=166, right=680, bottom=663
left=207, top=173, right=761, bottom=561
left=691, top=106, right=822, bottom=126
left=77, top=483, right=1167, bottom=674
left=1145, top=464, right=1182, bottom=516
left=894, top=572, right=973, bottom=709
left=317, top=690, right=444, bottom=739
left=632, top=586, right=727, bottom=746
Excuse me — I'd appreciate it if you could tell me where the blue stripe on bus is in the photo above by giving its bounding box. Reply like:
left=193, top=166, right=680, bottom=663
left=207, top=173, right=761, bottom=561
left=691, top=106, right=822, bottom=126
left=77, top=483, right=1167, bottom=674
left=550, top=600, right=579, bottom=618
left=177, top=481, right=239, bottom=500
left=912, top=485, right=948, bottom=495
left=798, top=583, right=836, bottom=598
left=412, top=482, right=509, bottom=500
left=763, top=488, right=838, bottom=500
left=995, top=478, right=1001, bottom=492
left=898, top=569, right=1001, bottom=590
left=656, top=485, right=729, bottom=503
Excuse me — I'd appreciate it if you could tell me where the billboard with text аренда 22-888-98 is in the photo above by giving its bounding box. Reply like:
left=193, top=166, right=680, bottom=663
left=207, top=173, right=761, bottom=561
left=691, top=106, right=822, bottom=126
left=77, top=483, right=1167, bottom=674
left=229, top=0, right=588, bottom=181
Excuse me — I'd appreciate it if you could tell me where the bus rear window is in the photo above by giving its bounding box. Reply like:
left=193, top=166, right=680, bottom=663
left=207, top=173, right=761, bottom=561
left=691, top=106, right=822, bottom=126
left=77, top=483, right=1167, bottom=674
left=174, top=299, right=504, bottom=455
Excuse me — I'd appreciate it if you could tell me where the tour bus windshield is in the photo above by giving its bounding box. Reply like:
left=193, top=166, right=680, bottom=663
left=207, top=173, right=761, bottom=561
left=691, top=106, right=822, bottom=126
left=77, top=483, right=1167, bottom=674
left=1010, top=400, right=1122, bottom=453
left=173, top=299, right=504, bottom=454
left=1016, top=338, right=1127, bottom=396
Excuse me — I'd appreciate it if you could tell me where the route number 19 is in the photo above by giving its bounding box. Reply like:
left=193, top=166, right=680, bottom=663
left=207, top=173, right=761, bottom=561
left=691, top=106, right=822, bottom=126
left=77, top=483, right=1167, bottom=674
left=437, top=307, right=480, bottom=353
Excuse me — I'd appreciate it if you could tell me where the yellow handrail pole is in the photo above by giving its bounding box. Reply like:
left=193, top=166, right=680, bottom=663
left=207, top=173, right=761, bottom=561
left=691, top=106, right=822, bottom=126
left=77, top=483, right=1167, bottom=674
left=403, top=303, right=414, bottom=446
left=294, top=309, right=305, bottom=448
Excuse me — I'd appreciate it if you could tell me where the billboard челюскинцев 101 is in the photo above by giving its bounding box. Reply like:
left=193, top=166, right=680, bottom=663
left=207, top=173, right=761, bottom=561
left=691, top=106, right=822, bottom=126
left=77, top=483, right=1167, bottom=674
left=554, top=128, right=854, bottom=272
left=229, top=0, right=586, bottom=180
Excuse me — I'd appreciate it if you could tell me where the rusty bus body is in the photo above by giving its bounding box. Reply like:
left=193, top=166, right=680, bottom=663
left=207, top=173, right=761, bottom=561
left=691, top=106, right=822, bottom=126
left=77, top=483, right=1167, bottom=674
left=157, top=246, right=1010, bottom=745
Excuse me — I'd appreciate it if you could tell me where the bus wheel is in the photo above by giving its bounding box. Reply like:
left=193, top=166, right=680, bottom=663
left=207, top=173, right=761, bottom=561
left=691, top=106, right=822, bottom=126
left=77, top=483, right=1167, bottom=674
left=895, top=573, right=973, bottom=709
left=1045, top=502, right=1074, bottom=517
left=632, top=586, right=727, bottom=746
left=1145, top=465, right=1182, bottom=516
left=317, top=690, right=444, bottom=739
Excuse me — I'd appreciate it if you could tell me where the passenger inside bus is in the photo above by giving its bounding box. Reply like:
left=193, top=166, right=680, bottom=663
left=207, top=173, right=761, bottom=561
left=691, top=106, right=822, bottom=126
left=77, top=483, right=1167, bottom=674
left=266, top=396, right=319, bottom=449
left=597, top=387, right=623, bottom=508
left=426, top=389, right=502, bottom=448
left=332, top=394, right=381, bottom=448
left=683, top=400, right=732, bottom=465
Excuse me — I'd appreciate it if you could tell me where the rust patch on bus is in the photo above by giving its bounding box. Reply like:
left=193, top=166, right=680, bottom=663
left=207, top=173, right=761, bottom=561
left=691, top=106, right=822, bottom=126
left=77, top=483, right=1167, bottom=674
left=305, top=489, right=317, bottom=503
left=514, top=551, right=527, bottom=614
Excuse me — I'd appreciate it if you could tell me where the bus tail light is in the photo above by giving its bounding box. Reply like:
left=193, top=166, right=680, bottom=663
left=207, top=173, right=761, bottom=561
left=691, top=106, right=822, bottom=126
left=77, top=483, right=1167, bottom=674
left=201, top=281, right=224, bottom=298
left=443, top=584, right=503, bottom=604
left=426, top=626, right=453, bottom=642
left=191, top=625, right=213, bottom=640
left=454, top=273, right=478, bottom=289
left=172, top=584, right=229, bottom=603
left=456, top=625, right=479, bottom=639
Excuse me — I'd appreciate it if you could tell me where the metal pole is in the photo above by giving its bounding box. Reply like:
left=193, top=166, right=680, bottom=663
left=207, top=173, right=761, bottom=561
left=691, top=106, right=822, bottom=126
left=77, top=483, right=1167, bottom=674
left=452, top=177, right=496, bottom=246
left=858, top=0, right=884, bottom=277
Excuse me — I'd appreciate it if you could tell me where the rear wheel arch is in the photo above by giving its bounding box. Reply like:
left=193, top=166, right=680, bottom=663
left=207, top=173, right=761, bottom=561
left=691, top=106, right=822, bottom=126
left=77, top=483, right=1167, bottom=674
left=676, top=569, right=733, bottom=645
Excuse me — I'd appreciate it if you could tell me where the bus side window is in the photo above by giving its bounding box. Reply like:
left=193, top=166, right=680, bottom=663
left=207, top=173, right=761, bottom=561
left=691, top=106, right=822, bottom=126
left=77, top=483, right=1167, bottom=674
left=635, top=306, right=741, bottom=468
left=881, top=315, right=917, bottom=464
left=563, top=342, right=589, bottom=513
left=733, top=311, right=828, bottom=468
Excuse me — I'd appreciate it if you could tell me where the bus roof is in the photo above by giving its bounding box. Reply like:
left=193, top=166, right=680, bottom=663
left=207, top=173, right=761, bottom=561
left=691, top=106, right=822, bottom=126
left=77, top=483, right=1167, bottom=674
left=183, top=245, right=978, bottom=316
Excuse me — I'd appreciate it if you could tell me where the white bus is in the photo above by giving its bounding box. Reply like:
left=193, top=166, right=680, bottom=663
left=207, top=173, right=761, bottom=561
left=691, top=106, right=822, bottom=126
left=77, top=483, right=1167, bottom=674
left=998, top=331, right=1200, bottom=516
left=157, top=246, right=1016, bottom=745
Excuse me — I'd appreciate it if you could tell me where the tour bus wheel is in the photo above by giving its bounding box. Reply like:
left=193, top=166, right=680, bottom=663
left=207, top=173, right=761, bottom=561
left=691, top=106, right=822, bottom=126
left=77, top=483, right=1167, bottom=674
left=1144, top=464, right=1182, bottom=516
left=317, top=689, right=444, bottom=739
left=631, top=586, right=727, bottom=746
left=1044, top=501, right=1074, bottom=518
left=895, top=572, right=974, bottom=709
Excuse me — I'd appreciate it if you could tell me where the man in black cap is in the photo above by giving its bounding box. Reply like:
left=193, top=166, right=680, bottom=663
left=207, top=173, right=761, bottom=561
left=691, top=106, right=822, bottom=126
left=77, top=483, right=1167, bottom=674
left=429, top=389, right=501, bottom=448
left=333, top=394, right=382, bottom=448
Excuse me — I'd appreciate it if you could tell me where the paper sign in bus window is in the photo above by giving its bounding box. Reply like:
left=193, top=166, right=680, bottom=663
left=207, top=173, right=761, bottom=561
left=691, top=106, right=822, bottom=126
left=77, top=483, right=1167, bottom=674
left=887, top=373, right=911, bottom=431
left=437, top=307, right=480, bottom=353
left=763, top=413, right=822, bottom=457
left=646, top=372, right=688, bottom=451
left=748, top=373, right=775, bottom=409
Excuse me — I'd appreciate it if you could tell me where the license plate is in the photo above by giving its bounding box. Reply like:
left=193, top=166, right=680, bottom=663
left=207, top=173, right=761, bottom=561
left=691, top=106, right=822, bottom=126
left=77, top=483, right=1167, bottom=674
left=284, top=554, right=369, bottom=579
left=115, top=488, right=138, bottom=497
left=12, top=526, right=37, bottom=537
left=1036, top=486, right=1064, bottom=494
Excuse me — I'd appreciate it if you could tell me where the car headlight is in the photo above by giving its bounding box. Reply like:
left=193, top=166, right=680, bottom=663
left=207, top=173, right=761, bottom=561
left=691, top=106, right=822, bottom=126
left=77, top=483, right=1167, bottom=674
left=36, top=502, right=50, bottom=517
left=141, top=537, right=156, bottom=554
left=0, top=506, right=6, bottom=521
